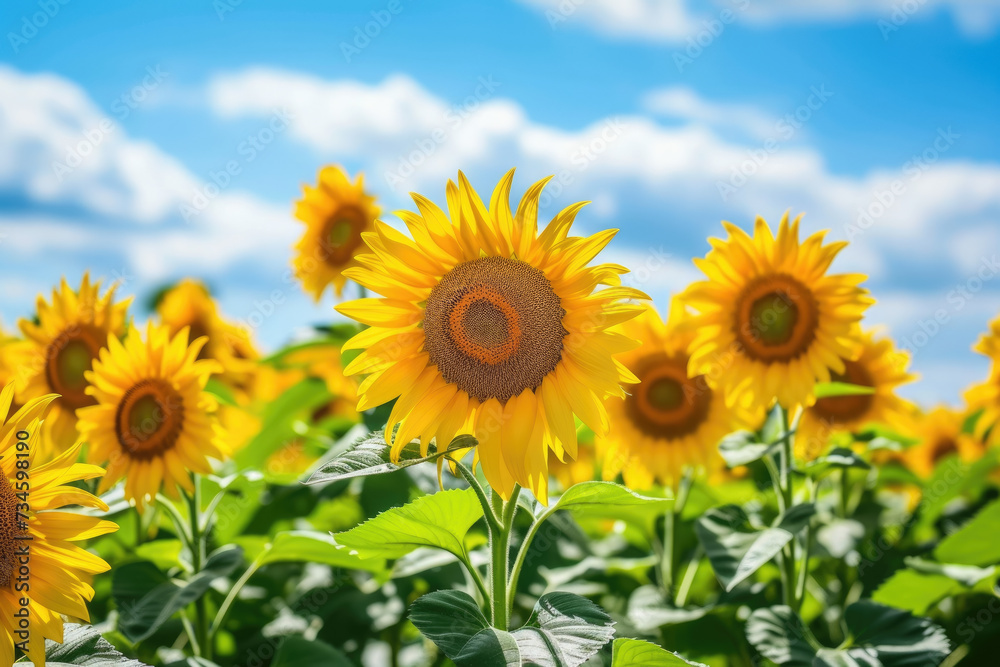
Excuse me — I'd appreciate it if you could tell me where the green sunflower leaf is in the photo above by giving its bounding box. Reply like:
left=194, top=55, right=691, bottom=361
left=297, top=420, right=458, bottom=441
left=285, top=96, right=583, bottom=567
left=934, top=499, right=1000, bottom=566
left=813, top=382, right=876, bottom=398
left=611, top=638, right=708, bottom=666
left=304, top=430, right=476, bottom=485
left=696, top=504, right=814, bottom=591
left=42, top=623, right=149, bottom=666
left=718, top=430, right=774, bottom=468
left=333, top=487, right=483, bottom=560
left=544, top=481, right=672, bottom=538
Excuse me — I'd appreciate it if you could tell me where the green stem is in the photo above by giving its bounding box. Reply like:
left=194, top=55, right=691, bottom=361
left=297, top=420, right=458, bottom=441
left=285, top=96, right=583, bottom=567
left=156, top=494, right=194, bottom=557
left=490, top=490, right=512, bottom=630
left=776, top=406, right=797, bottom=610
left=507, top=506, right=550, bottom=616
left=210, top=558, right=260, bottom=637
left=459, top=552, right=490, bottom=603
left=454, top=459, right=500, bottom=533
left=675, top=545, right=703, bottom=608
left=661, top=467, right=694, bottom=597
left=185, top=477, right=211, bottom=660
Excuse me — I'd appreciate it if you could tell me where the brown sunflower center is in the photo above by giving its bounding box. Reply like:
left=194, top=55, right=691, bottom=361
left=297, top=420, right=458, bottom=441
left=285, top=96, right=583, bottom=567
left=810, top=360, right=874, bottom=424
left=929, top=437, right=958, bottom=463
left=735, top=274, right=819, bottom=362
left=0, top=475, right=26, bottom=588
left=45, top=324, right=106, bottom=410
left=115, top=379, right=185, bottom=460
left=321, top=206, right=366, bottom=266
left=424, top=256, right=566, bottom=403
left=628, top=353, right=712, bottom=439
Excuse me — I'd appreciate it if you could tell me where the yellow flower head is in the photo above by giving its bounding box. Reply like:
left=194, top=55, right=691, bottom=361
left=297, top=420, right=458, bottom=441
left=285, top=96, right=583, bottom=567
left=294, top=165, right=380, bottom=300
left=683, top=213, right=873, bottom=410
left=77, top=323, right=228, bottom=511
left=903, top=406, right=984, bottom=479
left=336, top=170, right=646, bottom=503
left=156, top=279, right=258, bottom=391
left=0, top=384, right=116, bottom=665
left=17, top=274, right=131, bottom=458
left=966, top=314, right=1000, bottom=446
left=598, top=302, right=758, bottom=490
left=795, top=330, right=916, bottom=460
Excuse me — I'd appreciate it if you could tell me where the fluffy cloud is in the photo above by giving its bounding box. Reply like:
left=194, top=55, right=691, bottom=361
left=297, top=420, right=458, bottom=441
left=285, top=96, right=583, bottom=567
left=516, top=0, right=1000, bottom=42
left=204, top=67, right=1000, bottom=402
left=0, top=66, right=299, bottom=347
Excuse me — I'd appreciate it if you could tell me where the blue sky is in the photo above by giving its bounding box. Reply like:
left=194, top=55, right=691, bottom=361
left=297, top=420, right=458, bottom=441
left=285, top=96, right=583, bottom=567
left=2, top=0, right=999, bottom=405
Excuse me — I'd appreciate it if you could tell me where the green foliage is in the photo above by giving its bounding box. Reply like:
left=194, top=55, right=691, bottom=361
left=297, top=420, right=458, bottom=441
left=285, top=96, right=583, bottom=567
left=696, top=504, right=815, bottom=591
left=410, top=590, right=615, bottom=666
left=333, top=487, right=484, bottom=560
left=611, top=638, right=708, bottom=666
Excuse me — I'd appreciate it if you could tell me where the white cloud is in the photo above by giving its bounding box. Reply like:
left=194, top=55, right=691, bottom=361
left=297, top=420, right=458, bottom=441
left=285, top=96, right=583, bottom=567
left=203, top=67, right=1000, bottom=403
left=642, top=86, right=776, bottom=140
left=0, top=65, right=200, bottom=223
left=0, top=66, right=298, bottom=296
left=516, top=0, right=1000, bottom=42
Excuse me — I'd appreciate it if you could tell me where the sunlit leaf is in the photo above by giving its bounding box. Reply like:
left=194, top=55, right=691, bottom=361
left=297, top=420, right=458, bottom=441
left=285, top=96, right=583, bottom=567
left=304, top=431, right=476, bottom=485
left=696, top=504, right=814, bottom=591
left=813, top=382, right=875, bottom=398
left=333, top=488, right=484, bottom=560
left=546, top=481, right=672, bottom=537
left=611, top=638, right=708, bottom=666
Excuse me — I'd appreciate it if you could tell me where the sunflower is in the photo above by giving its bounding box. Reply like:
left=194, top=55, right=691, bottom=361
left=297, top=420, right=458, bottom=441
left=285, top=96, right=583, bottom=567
left=76, top=323, right=227, bottom=511
left=795, top=330, right=916, bottom=460
left=966, top=315, right=1000, bottom=446
left=156, top=279, right=258, bottom=392
left=902, top=407, right=984, bottom=480
left=294, top=165, right=380, bottom=300
left=683, top=213, right=873, bottom=410
left=598, top=302, right=757, bottom=489
left=548, top=427, right=598, bottom=491
left=17, top=275, right=130, bottom=458
left=336, top=170, right=645, bottom=503
left=0, top=384, right=117, bottom=664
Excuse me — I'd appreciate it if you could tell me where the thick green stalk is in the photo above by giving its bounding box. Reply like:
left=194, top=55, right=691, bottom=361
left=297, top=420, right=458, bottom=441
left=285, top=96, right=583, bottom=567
left=490, top=491, right=511, bottom=629
left=186, top=477, right=211, bottom=660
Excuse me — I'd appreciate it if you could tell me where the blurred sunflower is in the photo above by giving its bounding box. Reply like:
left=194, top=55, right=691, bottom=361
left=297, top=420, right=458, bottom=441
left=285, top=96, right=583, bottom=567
left=0, top=384, right=117, bottom=664
left=548, top=427, right=598, bottom=491
left=17, top=275, right=130, bottom=458
left=902, top=407, right=983, bottom=479
left=336, top=170, right=645, bottom=502
left=598, top=302, right=756, bottom=490
left=77, top=323, right=227, bottom=511
left=156, top=279, right=258, bottom=392
left=966, top=315, right=1000, bottom=446
left=683, top=213, right=872, bottom=410
left=795, top=330, right=916, bottom=460
left=294, top=165, right=380, bottom=300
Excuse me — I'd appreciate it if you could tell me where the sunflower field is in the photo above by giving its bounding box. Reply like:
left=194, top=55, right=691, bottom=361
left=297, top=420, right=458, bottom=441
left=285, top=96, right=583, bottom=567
left=1, top=160, right=999, bottom=667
